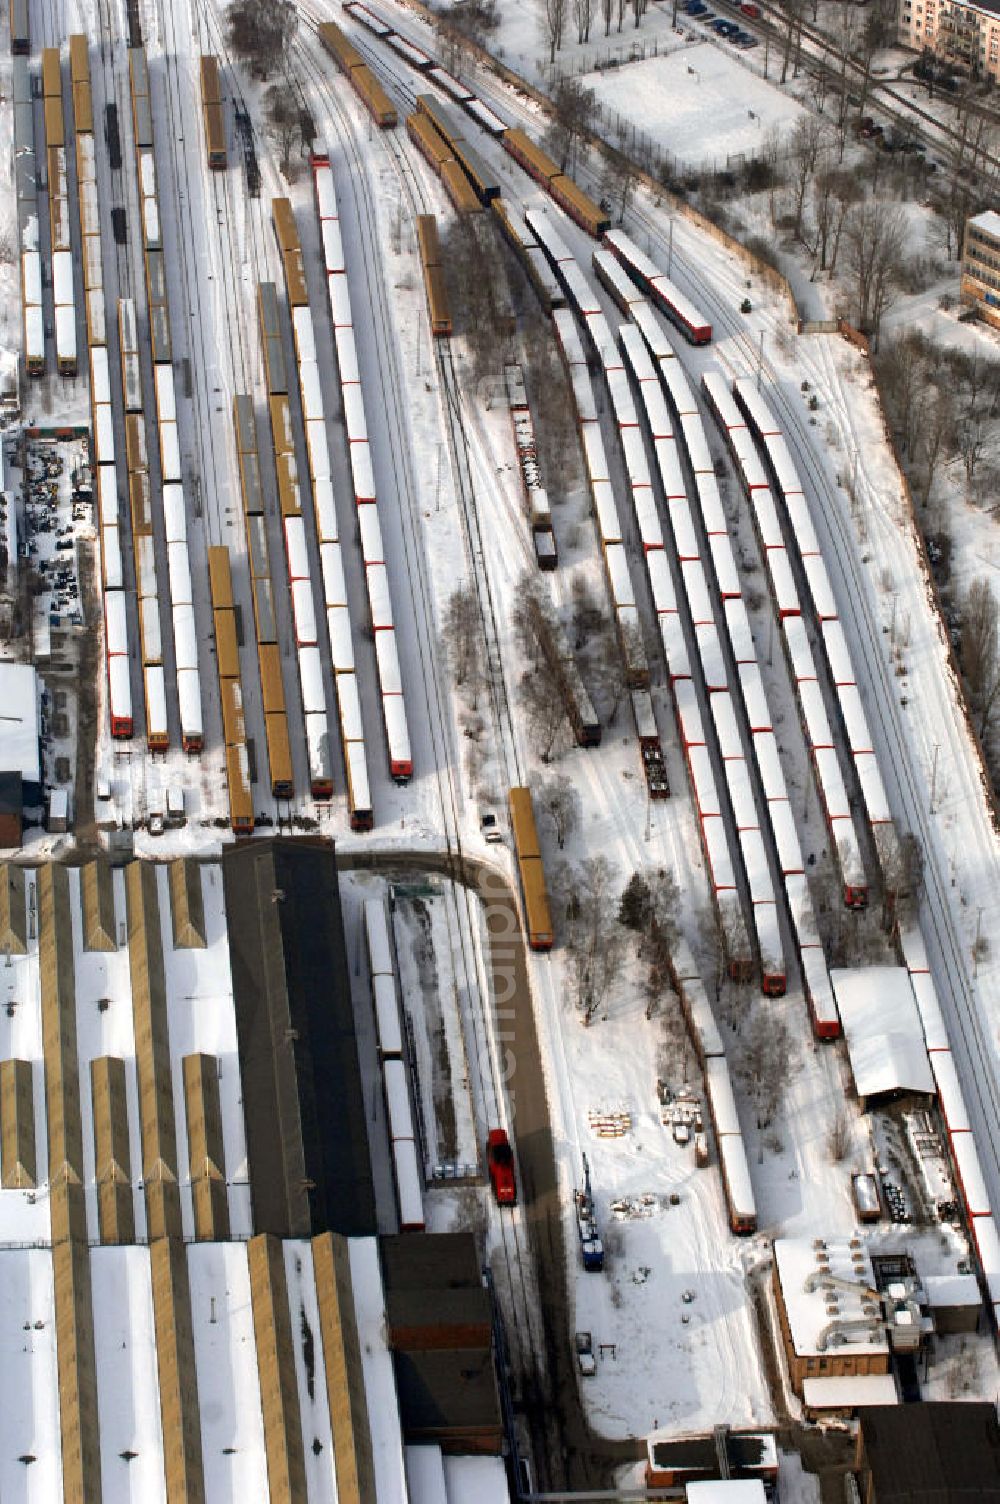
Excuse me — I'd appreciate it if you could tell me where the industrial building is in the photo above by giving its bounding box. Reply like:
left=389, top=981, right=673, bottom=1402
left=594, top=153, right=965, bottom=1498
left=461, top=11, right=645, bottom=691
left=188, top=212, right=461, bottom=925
left=0, top=661, right=41, bottom=843
left=960, top=210, right=1000, bottom=330
left=771, top=1239, right=897, bottom=1407
left=855, top=1402, right=1000, bottom=1502
left=0, top=848, right=510, bottom=1501
left=222, top=837, right=377, bottom=1239
left=644, top=1431, right=778, bottom=1490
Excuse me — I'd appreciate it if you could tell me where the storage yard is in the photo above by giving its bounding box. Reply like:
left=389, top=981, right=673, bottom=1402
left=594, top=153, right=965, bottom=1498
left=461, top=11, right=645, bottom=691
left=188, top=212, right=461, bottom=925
left=0, top=0, right=999, bottom=1498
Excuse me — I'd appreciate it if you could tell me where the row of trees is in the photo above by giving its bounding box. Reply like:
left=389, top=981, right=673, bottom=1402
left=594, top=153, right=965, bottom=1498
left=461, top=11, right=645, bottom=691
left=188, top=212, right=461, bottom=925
left=543, top=0, right=653, bottom=64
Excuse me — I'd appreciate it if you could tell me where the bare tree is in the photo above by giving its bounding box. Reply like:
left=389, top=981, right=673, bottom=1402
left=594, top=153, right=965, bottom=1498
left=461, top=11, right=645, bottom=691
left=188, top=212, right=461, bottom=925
left=877, top=331, right=932, bottom=459
left=827, top=173, right=862, bottom=276
left=570, top=574, right=605, bottom=650
left=602, top=0, right=613, bottom=35
left=537, top=773, right=580, bottom=849
left=226, top=0, right=297, bottom=79
left=844, top=198, right=907, bottom=342
left=573, top=0, right=595, bottom=44
left=616, top=0, right=628, bottom=33
left=811, top=167, right=854, bottom=275
left=591, top=619, right=626, bottom=722
left=442, top=584, right=486, bottom=706
left=264, top=84, right=302, bottom=174
left=919, top=388, right=956, bottom=507
left=565, top=855, right=625, bottom=1022
left=879, top=828, right=923, bottom=928
left=776, top=0, right=805, bottom=85
left=957, top=414, right=987, bottom=486
left=826, top=1106, right=851, bottom=1162
left=547, top=76, right=597, bottom=174
left=959, top=577, right=1000, bottom=739
left=544, top=0, right=568, bottom=63
left=600, top=149, right=639, bottom=226
left=742, top=1007, right=796, bottom=1128
left=788, top=115, right=828, bottom=244
left=519, top=667, right=570, bottom=761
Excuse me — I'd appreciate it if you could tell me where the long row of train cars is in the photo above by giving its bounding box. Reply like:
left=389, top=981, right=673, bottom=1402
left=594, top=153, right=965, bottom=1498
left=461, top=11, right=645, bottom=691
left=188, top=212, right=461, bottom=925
left=899, top=928, right=1000, bottom=1333
left=721, top=377, right=901, bottom=911
left=13, top=52, right=43, bottom=375
left=127, top=47, right=204, bottom=753
left=340, top=0, right=1000, bottom=1316
left=68, top=36, right=134, bottom=742
left=207, top=548, right=253, bottom=833
left=41, top=47, right=77, bottom=375
left=309, top=152, right=414, bottom=785
left=365, top=896, right=425, bottom=1231
left=232, top=392, right=295, bottom=815
left=536, top=215, right=770, bottom=985
left=672, top=938, right=757, bottom=1234
left=333, top=1, right=612, bottom=236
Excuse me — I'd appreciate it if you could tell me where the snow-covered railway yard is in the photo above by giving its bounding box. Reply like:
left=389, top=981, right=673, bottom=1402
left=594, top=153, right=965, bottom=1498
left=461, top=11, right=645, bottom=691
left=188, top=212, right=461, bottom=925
left=1, top=0, right=1000, bottom=1495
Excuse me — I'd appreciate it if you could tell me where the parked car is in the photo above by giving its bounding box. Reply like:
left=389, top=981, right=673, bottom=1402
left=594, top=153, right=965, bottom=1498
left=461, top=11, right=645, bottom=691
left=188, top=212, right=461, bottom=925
left=481, top=811, right=503, bottom=844
left=487, top=1129, right=517, bottom=1205
left=739, top=0, right=760, bottom=13
left=576, top=1331, right=597, bottom=1377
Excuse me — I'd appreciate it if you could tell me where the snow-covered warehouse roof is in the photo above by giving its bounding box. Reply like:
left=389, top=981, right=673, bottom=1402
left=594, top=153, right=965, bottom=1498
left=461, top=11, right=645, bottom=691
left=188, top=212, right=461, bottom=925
left=801, top=1373, right=898, bottom=1411
left=686, top=1485, right=767, bottom=1504
left=773, top=1237, right=888, bottom=1359
left=829, top=966, right=934, bottom=1102
left=0, top=661, right=40, bottom=791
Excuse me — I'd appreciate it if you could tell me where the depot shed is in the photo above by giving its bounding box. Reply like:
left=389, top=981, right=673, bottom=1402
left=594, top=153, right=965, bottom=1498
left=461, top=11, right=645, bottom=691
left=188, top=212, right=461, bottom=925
left=855, top=1402, right=1000, bottom=1503
left=830, top=967, right=934, bottom=1108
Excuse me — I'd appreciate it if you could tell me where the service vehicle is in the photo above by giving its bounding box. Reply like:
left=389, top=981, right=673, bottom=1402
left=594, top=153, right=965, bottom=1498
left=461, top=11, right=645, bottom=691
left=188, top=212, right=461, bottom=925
left=487, top=1128, right=516, bottom=1205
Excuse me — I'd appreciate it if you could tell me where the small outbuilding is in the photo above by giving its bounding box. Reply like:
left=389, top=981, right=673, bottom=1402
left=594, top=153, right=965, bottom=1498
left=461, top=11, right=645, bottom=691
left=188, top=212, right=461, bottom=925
left=830, top=967, right=934, bottom=1107
left=0, top=773, right=22, bottom=848
left=0, top=662, right=41, bottom=807
left=922, top=1274, right=983, bottom=1335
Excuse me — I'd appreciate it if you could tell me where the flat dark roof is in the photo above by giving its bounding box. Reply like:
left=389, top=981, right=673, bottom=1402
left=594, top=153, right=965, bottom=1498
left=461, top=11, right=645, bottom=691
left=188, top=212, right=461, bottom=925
left=0, top=772, right=22, bottom=817
left=380, top=1232, right=483, bottom=1292
left=386, top=1287, right=492, bottom=1336
left=859, top=1403, right=1000, bottom=1502
left=649, top=1433, right=775, bottom=1475
left=223, top=838, right=376, bottom=1238
left=394, top=1347, right=502, bottom=1440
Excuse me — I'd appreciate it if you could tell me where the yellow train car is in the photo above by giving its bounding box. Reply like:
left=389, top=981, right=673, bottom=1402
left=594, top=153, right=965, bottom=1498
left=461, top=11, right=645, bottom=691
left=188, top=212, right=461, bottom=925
left=265, top=712, right=294, bottom=800
left=208, top=544, right=235, bottom=609
left=318, top=22, right=396, bottom=129
left=509, top=787, right=554, bottom=951
left=440, top=159, right=482, bottom=216
left=226, top=743, right=254, bottom=834
left=214, top=609, right=240, bottom=681
left=272, top=198, right=309, bottom=308
left=69, top=36, right=93, bottom=134
left=200, top=55, right=226, bottom=170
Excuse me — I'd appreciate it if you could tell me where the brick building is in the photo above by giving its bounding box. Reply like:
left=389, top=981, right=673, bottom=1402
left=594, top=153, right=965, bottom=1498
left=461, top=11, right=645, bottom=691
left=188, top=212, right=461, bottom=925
left=961, top=209, right=1000, bottom=329
left=898, top=0, right=1000, bottom=82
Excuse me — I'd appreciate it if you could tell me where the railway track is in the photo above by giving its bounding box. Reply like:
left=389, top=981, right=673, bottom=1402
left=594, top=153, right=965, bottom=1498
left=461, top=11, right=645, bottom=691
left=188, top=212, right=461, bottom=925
left=663, top=253, right=1000, bottom=1196
left=291, top=9, right=562, bottom=1474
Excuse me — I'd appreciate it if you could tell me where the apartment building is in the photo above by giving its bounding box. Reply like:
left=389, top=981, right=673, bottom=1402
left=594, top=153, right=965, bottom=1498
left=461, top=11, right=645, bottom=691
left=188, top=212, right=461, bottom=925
left=898, top=0, right=1000, bottom=83
left=961, top=210, right=1000, bottom=328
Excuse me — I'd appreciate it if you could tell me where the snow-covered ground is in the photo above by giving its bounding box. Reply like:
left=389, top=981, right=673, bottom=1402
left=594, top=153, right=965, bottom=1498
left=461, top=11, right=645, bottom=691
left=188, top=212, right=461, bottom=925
left=6, top=0, right=1000, bottom=1475
left=583, top=42, right=809, bottom=172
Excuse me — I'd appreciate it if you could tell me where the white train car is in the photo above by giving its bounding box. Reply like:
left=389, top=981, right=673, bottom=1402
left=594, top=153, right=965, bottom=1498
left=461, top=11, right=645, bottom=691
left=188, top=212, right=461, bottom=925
left=312, top=154, right=412, bottom=785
